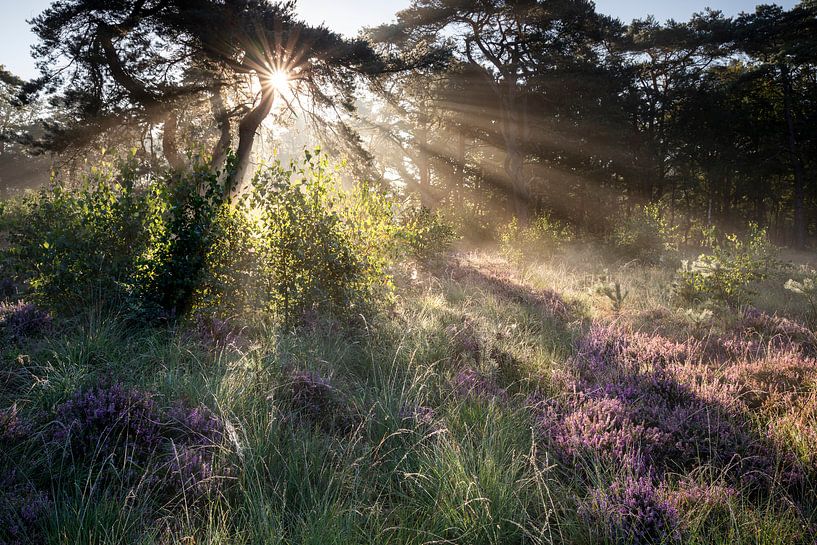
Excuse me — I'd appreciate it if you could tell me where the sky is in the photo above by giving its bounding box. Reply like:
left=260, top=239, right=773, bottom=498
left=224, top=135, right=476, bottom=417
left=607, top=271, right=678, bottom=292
left=0, top=0, right=798, bottom=80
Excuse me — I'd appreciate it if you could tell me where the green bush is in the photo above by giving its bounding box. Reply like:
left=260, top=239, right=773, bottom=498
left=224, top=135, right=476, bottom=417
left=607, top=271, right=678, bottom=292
left=7, top=158, right=165, bottom=314
left=397, top=204, right=458, bottom=266
left=610, top=203, right=674, bottom=264
left=236, top=150, right=396, bottom=327
left=5, top=150, right=398, bottom=328
left=673, top=224, right=777, bottom=307
left=499, top=213, right=573, bottom=263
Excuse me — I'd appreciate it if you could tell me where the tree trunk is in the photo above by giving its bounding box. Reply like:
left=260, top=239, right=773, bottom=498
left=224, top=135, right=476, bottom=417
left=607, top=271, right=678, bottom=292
left=162, top=112, right=183, bottom=170
left=457, top=130, right=466, bottom=186
left=230, top=85, right=275, bottom=197
left=781, top=63, right=807, bottom=248
left=209, top=88, right=231, bottom=172
left=417, top=123, right=432, bottom=208
left=501, top=79, right=529, bottom=223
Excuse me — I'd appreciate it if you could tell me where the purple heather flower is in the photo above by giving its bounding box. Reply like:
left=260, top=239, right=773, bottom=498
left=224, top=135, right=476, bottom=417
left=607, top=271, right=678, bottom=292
left=583, top=476, right=681, bottom=545
left=399, top=404, right=436, bottom=427
left=0, top=405, right=30, bottom=445
left=0, top=302, right=52, bottom=343
left=168, top=404, right=224, bottom=445
left=52, top=384, right=162, bottom=465
left=0, top=472, right=52, bottom=545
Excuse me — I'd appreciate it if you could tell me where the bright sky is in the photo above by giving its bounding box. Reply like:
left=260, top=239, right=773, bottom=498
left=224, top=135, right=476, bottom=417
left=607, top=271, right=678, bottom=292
left=0, top=0, right=798, bottom=80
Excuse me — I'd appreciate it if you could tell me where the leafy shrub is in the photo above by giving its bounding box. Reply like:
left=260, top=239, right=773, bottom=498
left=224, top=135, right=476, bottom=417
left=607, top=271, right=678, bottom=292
left=673, top=224, right=777, bottom=307
left=611, top=203, right=674, bottom=264
left=8, top=157, right=164, bottom=314
left=142, top=164, right=229, bottom=318
left=237, top=150, right=396, bottom=327
left=6, top=150, right=397, bottom=328
left=499, top=213, right=573, bottom=263
left=397, top=204, right=458, bottom=266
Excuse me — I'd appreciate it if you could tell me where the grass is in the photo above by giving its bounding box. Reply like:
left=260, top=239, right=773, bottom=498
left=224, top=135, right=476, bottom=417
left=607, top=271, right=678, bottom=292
left=2, top=249, right=816, bottom=544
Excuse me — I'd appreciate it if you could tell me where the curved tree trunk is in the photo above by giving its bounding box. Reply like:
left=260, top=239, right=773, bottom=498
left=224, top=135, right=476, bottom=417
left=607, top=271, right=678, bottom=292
left=229, top=85, right=275, bottom=198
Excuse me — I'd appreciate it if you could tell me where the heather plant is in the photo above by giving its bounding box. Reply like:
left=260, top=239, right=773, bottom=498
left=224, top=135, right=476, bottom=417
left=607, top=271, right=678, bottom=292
left=0, top=472, right=52, bottom=545
left=738, top=307, right=816, bottom=356
left=285, top=370, right=359, bottom=434
left=451, top=367, right=507, bottom=401
left=51, top=383, right=163, bottom=470
left=0, top=301, right=52, bottom=343
left=0, top=405, right=30, bottom=445
left=50, top=383, right=230, bottom=500
left=582, top=475, right=682, bottom=544
left=161, top=402, right=230, bottom=500
left=532, top=323, right=803, bottom=492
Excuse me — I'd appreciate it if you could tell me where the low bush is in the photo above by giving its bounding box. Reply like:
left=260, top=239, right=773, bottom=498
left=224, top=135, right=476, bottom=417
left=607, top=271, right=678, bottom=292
left=673, top=224, right=778, bottom=307
left=610, top=203, right=675, bottom=264
left=4, top=150, right=398, bottom=328
left=499, top=213, right=573, bottom=263
left=7, top=157, right=165, bottom=314
left=396, top=204, right=458, bottom=266
left=236, top=150, right=397, bottom=327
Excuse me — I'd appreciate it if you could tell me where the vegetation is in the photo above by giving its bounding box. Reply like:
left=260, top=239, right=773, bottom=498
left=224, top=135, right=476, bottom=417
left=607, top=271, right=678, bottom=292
left=1, top=0, right=817, bottom=544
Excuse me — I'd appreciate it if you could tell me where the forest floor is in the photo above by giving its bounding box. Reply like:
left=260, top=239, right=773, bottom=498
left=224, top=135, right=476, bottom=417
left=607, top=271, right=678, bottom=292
left=2, top=247, right=817, bottom=544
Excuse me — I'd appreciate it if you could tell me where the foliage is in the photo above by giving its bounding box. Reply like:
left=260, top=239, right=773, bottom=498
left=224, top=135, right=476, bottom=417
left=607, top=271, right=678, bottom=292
left=784, top=274, right=817, bottom=321
left=396, top=204, right=458, bottom=266
left=673, top=224, right=778, bottom=306
left=236, top=150, right=397, bottom=327
left=611, top=203, right=675, bottom=264
left=5, top=151, right=398, bottom=328
left=7, top=157, right=165, bottom=314
left=143, top=163, right=229, bottom=319
left=499, top=213, right=573, bottom=263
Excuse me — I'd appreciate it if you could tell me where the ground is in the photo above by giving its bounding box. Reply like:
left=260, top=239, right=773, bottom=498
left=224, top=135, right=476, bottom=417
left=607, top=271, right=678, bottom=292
left=1, top=248, right=816, bottom=544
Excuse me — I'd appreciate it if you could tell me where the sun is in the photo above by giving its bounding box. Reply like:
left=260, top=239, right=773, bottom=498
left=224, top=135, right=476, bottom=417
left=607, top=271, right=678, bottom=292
left=268, top=69, right=291, bottom=93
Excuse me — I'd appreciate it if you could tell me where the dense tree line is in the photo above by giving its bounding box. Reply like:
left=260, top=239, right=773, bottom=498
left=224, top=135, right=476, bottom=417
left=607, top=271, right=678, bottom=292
left=365, top=0, right=817, bottom=247
left=4, top=0, right=817, bottom=247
